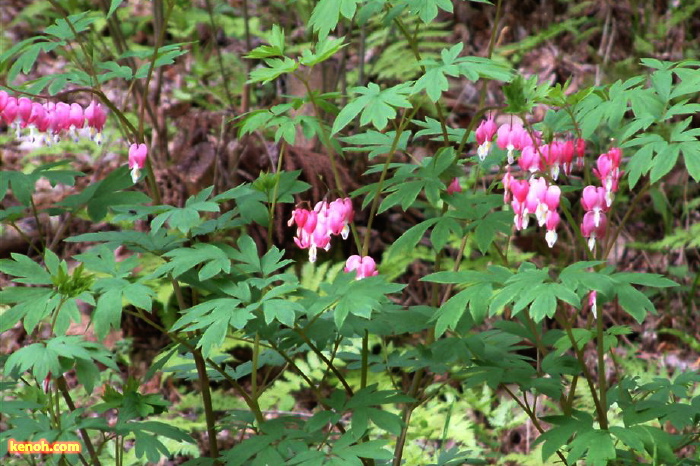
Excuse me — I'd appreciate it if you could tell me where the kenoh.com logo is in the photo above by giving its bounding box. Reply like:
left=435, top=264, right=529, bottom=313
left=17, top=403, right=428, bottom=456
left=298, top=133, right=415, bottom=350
left=8, top=439, right=82, bottom=454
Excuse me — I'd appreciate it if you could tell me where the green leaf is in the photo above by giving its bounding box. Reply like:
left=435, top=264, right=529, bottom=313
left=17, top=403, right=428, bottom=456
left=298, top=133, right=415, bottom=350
left=24, top=293, right=60, bottom=334
left=612, top=272, right=678, bottom=288
left=412, top=43, right=463, bottom=101
left=384, top=218, right=439, bottom=262
left=529, top=287, right=557, bottom=321
left=246, top=24, right=285, bottom=58
left=198, top=321, right=228, bottom=359
left=434, top=283, right=492, bottom=336
left=404, top=0, right=454, bottom=23
left=5, top=343, right=58, bottom=381
left=300, top=36, right=347, bottom=67
left=430, top=216, right=462, bottom=251
left=106, top=0, right=122, bottom=18
left=93, top=288, right=123, bottom=340
left=649, top=143, right=680, bottom=183
left=535, top=415, right=590, bottom=462
left=0, top=253, right=52, bottom=285
left=616, top=284, right=655, bottom=323
left=248, top=57, right=298, bottom=84
left=154, top=243, right=231, bottom=279
left=474, top=211, right=512, bottom=254
left=97, top=61, right=134, bottom=81
left=45, top=12, right=96, bottom=40
left=262, top=299, right=303, bottom=327
left=680, top=140, right=700, bottom=182
left=609, top=426, right=645, bottom=452
left=568, top=429, right=615, bottom=466
left=309, top=0, right=361, bottom=39
left=133, top=45, right=189, bottom=79
left=332, top=82, right=413, bottom=134
left=367, top=408, right=403, bottom=435
left=340, top=439, right=392, bottom=460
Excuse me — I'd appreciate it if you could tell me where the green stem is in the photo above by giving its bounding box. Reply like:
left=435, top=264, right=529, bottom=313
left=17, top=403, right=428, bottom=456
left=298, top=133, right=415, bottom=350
left=391, top=16, right=450, bottom=148
left=192, top=348, right=220, bottom=461
left=251, top=332, right=260, bottom=397
left=361, top=106, right=419, bottom=256
left=267, top=142, right=287, bottom=247
left=554, top=310, right=607, bottom=428
left=127, top=307, right=265, bottom=424
left=392, top=369, right=424, bottom=466
left=203, top=0, right=235, bottom=109
left=501, top=385, right=569, bottom=465
left=293, top=325, right=354, bottom=397
left=601, top=181, right=651, bottom=259
left=56, top=376, right=101, bottom=466
left=46, top=0, right=100, bottom=87
left=360, top=329, right=369, bottom=389
left=166, top=276, right=219, bottom=459
left=596, top=312, right=608, bottom=428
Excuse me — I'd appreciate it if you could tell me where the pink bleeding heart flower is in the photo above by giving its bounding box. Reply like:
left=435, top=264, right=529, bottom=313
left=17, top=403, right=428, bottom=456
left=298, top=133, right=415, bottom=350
left=312, top=215, right=332, bottom=251
left=593, top=154, right=613, bottom=183
left=288, top=208, right=309, bottom=229
left=575, top=138, right=586, bottom=168
left=560, top=140, right=575, bottom=175
left=67, top=103, right=86, bottom=142
left=588, top=290, right=598, bottom=318
left=26, top=102, right=48, bottom=142
left=294, top=229, right=312, bottom=250
left=2, top=96, right=18, bottom=125
left=518, top=145, right=541, bottom=174
left=51, top=102, right=71, bottom=138
left=581, top=185, right=607, bottom=228
left=581, top=210, right=607, bottom=251
left=497, top=123, right=527, bottom=164
left=509, top=179, right=531, bottom=230
left=446, top=177, right=462, bottom=195
left=512, top=198, right=528, bottom=230
left=303, top=210, right=319, bottom=235
left=544, top=185, right=561, bottom=211
left=475, top=115, right=498, bottom=161
left=545, top=142, right=563, bottom=180
left=607, top=147, right=622, bottom=167
left=344, top=255, right=378, bottom=280
left=502, top=170, right=514, bottom=203
left=509, top=179, right=530, bottom=204
left=545, top=210, right=560, bottom=248
left=0, top=90, right=8, bottom=112
left=69, top=103, right=85, bottom=128
left=128, top=143, right=148, bottom=183
left=17, top=97, right=33, bottom=129
left=526, top=177, right=548, bottom=226
left=85, top=101, right=107, bottom=144
left=593, top=148, right=623, bottom=206
left=327, top=198, right=354, bottom=239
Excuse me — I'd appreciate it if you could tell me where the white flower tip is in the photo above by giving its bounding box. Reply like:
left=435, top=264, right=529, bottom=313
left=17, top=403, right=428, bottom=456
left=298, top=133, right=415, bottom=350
left=588, top=236, right=596, bottom=252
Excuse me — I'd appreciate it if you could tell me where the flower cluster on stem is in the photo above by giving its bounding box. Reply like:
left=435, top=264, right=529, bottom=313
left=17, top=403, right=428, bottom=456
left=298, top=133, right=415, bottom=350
left=288, top=198, right=380, bottom=280
left=474, top=114, right=623, bottom=253
left=0, top=91, right=107, bottom=145
left=288, top=198, right=354, bottom=263
left=478, top=115, right=575, bottom=248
